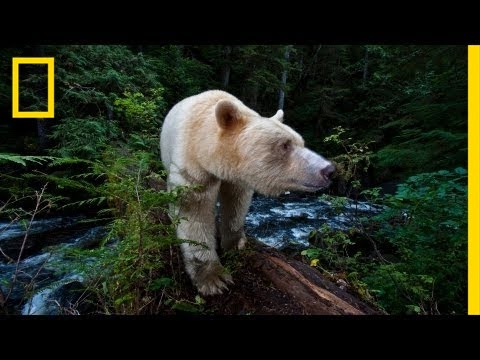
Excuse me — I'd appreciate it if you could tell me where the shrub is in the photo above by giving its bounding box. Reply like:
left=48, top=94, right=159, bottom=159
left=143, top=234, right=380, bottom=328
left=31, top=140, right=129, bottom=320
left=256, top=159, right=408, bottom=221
left=364, top=168, right=467, bottom=314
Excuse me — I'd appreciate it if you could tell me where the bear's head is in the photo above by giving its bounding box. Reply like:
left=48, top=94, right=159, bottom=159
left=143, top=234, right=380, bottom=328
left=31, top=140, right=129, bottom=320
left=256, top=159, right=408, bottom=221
left=214, top=99, right=335, bottom=197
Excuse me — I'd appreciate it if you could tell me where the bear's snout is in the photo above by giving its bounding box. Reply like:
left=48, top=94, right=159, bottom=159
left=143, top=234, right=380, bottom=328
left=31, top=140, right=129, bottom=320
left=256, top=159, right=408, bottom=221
left=320, top=163, right=336, bottom=180
left=295, top=148, right=335, bottom=191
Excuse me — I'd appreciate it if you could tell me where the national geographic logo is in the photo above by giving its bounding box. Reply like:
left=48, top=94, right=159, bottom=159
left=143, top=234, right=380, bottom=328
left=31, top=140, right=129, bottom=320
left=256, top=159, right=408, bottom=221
left=12, top=57, right=54, bottom=118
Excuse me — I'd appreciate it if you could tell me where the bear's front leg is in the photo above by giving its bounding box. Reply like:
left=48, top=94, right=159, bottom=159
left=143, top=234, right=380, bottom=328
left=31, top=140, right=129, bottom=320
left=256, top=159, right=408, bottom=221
left=175, top=178, right=233, bottom=295
left=219, top=181, right=254, bottom=251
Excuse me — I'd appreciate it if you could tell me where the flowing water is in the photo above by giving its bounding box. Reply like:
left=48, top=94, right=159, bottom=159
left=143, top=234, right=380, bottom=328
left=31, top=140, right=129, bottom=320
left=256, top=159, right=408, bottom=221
left=246, top=193, right=382, bottom=250
left=0, top=193, right=382, bottom=315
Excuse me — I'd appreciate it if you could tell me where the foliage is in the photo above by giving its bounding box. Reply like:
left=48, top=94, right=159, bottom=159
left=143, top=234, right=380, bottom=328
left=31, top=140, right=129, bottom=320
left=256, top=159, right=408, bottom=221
left=359, top=46, right=466, bottom=179
left=302, top=224, right=358, bottom=271
left=302, top=168, right=467, bottom=314
left=0, top=155, right=65, bottom=219
left=50, top=117, right=120, bottom=159
left=43, top=45, right=161, bottom=161
left=0, top=154, right=55, bottom=167
left=285, top=45, right=466, bottom=183
left=114, top=88, right=167, bottom=153
left=145, top=45, right=215, bottom=105
left=114, top=88, right=166, bottom=133
left=60, top=147, right=191, bottom=314
left=364, top=168, right=467, bottom=314
left=323, top=126, right=374, bottom=196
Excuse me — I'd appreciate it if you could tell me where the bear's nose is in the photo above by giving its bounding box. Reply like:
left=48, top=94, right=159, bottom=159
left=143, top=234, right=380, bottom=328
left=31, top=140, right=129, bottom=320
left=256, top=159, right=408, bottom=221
left=321, top=164, right=336, bottom=179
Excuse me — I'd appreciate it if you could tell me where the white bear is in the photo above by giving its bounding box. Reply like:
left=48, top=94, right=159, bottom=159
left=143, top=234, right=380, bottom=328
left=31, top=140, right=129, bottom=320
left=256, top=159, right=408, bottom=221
left=160, top=90, right=334, bottom=295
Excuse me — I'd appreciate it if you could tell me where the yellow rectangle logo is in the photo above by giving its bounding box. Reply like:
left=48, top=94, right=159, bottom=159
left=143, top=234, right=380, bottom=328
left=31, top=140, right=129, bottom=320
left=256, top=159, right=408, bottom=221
left=12, top=57, right=54, bottom=118
left=468, top=45, right=479, bottom=315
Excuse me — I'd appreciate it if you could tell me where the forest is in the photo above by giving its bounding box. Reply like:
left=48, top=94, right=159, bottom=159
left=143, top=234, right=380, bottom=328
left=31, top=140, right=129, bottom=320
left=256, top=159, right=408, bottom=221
left=0, top=45, right=467, bottom=315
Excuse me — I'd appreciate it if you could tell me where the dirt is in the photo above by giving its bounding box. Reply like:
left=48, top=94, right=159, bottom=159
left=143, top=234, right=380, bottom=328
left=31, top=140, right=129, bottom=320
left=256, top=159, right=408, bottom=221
left=205, top=259, right=306, bottom=315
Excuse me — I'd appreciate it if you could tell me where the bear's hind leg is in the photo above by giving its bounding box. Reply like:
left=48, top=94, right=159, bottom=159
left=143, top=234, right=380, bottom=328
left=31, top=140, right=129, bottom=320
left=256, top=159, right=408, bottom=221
left=219, top=181, right=254, bottom=251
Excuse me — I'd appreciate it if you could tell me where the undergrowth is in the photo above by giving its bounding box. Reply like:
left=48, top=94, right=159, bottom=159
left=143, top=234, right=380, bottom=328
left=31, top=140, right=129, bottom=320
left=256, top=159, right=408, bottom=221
left=300, top=128, right=467, bottom=314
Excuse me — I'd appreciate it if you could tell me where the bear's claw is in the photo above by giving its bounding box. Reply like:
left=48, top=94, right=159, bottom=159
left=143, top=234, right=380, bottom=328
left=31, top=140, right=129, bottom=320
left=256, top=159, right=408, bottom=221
left=193, top=260, right=234, bottom=296
left=197, top=273, right=233, bottom=295
left=237, top=237, right=247, bottom=250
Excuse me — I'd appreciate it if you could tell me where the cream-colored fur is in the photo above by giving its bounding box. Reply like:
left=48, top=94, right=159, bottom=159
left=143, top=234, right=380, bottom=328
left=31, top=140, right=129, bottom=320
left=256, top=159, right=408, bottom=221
left=160, top=90, right=334, bottom=295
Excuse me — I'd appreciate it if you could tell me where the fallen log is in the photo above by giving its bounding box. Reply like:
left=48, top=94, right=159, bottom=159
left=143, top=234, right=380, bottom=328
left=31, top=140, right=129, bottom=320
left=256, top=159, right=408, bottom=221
left=243, top=240, right=383, bottom=315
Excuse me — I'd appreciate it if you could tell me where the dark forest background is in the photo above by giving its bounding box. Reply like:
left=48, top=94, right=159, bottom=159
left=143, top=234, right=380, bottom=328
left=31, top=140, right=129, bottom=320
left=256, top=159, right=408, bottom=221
left=0, top=45, right=467, bottom=181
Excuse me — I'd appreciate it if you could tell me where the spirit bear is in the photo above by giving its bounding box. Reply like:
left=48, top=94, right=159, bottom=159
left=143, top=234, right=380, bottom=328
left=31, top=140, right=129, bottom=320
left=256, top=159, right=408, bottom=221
left=160, top=90, right=335, bottom=295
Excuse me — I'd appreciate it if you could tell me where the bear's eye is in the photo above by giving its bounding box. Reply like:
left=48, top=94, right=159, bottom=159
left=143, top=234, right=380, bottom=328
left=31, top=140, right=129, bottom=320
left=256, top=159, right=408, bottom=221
left=281, top=140, right=292, bottom=152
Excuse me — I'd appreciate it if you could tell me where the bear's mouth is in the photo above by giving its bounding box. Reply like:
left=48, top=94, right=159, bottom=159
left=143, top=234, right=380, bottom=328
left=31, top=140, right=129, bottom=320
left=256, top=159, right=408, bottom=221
left=302, top=184, right=327, bottom=191
left=283, top=177, right=331, bottom=193
left=301, top=176, right=332, bottom=191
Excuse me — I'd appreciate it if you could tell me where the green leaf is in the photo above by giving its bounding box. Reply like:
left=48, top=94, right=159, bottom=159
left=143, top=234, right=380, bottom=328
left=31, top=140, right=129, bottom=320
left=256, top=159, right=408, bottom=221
left=172, top=300, right=200, bottom=313
left=195, top=295, right=206, bottom=305
left=454, top=167, right=467, bottom=175
left=149, top=277, right=173, bottom=291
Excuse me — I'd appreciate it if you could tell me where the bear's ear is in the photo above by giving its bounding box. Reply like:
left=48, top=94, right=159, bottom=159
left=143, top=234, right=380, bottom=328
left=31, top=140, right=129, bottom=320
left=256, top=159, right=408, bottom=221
left=216, top=100, right=241, bottom=129
left=270, top=109, right=284, bottom=123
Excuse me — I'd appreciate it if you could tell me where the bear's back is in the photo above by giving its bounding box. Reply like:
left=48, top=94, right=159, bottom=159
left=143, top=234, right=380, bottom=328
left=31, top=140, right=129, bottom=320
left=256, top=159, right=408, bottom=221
left=160, top=90, right=256, bottom=169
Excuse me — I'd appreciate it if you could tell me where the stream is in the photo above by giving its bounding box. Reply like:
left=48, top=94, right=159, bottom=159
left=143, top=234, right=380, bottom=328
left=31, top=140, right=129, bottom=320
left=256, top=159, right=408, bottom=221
left=0, top=193, right=382, bottom=315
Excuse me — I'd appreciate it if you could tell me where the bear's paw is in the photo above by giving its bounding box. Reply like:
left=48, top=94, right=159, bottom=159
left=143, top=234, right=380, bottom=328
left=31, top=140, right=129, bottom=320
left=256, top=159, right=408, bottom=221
left=194, top=260, right=234, bottom=296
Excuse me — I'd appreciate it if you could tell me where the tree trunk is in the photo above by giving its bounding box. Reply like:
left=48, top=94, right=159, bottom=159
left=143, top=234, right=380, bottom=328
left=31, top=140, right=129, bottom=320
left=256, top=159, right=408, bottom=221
left=278, top=45, right=292, bottom=110
left=362, top=46, right=369, bottom=87
left=36, top=119, right=47, bottom=149
left=32, top=45, right=48, bottom=150
left=291, top=45, right=322, bottom=99
left=250, top=64, right=258, bottom=109
left=221, top=46, right=232, bottom=89
left=251, top=84, right=258, bottom=109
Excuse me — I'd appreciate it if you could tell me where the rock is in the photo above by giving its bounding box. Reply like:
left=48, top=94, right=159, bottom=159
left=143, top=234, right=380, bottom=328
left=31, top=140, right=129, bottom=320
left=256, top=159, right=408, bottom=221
left=22, top=277, right=93, bottom=315
left=71, top=226, right=107, bottom=249
left=336, top=279, right=348, bottom=290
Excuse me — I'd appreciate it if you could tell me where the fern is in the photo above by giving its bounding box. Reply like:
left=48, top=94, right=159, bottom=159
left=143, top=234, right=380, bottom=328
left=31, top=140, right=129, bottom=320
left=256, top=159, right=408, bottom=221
left=49, top=157, right=92, bottom=167
left=0, top=154, right=56, bottom=167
